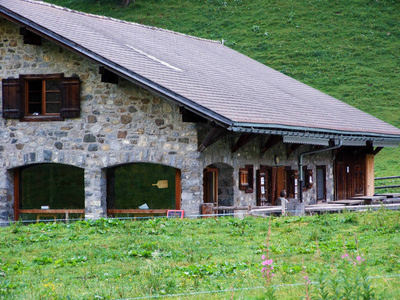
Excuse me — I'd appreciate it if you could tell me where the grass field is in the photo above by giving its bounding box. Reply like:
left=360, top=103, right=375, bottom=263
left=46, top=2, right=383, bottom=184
left=1, top=209, right=400, bottom=299
left=41, top=0, right=400, bottom=177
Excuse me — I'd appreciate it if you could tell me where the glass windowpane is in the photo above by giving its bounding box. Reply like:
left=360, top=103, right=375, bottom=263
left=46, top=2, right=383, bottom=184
left=46, top=80, right=61, bottom=91
left=46, top=92, right=60, bottom=103
left=46, top=103, right=60, bottom=114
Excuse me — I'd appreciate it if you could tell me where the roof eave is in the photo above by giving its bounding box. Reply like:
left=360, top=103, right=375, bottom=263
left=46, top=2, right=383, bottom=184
left=230, top=122, right=400, bottom=147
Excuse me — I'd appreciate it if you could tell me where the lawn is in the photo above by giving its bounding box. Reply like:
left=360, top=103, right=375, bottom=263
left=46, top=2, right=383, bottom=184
left=1, top=209, right=400, bottom=299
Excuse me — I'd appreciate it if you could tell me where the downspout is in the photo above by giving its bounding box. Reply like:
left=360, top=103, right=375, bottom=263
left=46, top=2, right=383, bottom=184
left=298, top=139, right=343, bottom=202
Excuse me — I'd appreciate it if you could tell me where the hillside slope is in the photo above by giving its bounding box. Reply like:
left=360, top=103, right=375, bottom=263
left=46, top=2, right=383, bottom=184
left=43, top=0, right=400, bottom=176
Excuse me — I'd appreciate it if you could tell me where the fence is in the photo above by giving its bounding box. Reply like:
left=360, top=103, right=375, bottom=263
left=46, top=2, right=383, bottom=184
left=375, top=175, right=400, bottom=190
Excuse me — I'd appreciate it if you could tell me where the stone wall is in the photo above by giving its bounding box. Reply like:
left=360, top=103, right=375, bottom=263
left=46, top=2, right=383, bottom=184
left=0, top=17, right=336, bottom=222
left=200, top=126, right=335, bottom=209
left=0, top=19, right=202, bottom=221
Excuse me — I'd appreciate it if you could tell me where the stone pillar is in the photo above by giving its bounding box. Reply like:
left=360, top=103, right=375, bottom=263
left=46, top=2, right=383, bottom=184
left=84, top=168, right=107, bottom=219
left=0, top=169, right=13, bottom=225
left=180, top=167, right=203, bottom=216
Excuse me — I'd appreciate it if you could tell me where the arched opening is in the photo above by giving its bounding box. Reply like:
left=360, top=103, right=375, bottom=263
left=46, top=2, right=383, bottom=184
left=15, top=164, right=85, bottom=221
left=203, top=163, right=234, bottom=214
left=106, top=163, right=181, bottom=216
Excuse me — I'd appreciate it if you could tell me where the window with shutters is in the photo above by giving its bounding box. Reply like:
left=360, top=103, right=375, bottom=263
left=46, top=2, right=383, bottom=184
left=2, top=73, right=80, bottom=121
left=239, top=165, right=253, bottom=193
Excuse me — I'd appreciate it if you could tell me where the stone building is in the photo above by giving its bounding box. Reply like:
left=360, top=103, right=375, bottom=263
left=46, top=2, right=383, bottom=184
left=1, top=0, right=400, bottom=222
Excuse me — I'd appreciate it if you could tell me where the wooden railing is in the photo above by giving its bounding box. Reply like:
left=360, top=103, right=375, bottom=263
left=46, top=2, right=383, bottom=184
left=19, top=209, right=85, bottom=222
left=375, top=175, right=400, bottom=190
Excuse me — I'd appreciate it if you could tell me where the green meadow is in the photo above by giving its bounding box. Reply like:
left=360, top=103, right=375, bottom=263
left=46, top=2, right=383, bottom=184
left=1, top=210, right=400, bottom=299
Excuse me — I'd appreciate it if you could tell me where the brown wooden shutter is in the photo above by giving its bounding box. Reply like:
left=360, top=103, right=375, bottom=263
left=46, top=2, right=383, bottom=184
left=60, top=77, right=80, bottom=118
left=2, top=78, right=23, bottom=119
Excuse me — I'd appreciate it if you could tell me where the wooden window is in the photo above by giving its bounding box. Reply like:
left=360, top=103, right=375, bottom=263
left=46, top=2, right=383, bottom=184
left=239, top=165, right=253, bottom=193
left=2, top=74, right=80, bottom=121
left=203, top=168, right=218, bottom=206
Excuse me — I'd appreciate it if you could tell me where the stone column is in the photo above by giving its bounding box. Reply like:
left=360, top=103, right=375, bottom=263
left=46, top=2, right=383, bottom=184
left=0, top=169, right=13, bottom=225
left=180, top=166, right=203, bottom=216
left=84, top=168, right=107, bottom=219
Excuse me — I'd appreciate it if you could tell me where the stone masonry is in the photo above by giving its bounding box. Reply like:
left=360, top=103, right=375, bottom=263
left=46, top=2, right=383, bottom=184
left=0, top=18, right=334, bottom=222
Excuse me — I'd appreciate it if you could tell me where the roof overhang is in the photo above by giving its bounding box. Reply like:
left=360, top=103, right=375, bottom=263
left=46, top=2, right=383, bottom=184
left=230, top=123, right=400, bottom=147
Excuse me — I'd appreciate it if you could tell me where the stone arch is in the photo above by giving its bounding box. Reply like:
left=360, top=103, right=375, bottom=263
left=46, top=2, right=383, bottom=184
left=203, top=162, right=234, bottom=207
left=12, top=162, right=85, bottom=221
left=105, top=162, right=181, bottom=216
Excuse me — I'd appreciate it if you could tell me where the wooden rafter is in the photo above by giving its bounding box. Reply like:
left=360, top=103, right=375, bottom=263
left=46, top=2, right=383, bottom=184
left=373, top=147, right=383, bottom=155
left=286, top=143, right=301, bottom=156
left=232, top=133, right=257, bottom=153
left=198, top=126, right=229, bottom=152
left=261, top=135, right=282, bottom=154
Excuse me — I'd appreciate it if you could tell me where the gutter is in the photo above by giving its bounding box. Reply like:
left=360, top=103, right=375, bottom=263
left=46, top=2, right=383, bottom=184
left=230, top=123, right=400, bottom=141
left=298, top=139, right=343, bottom=202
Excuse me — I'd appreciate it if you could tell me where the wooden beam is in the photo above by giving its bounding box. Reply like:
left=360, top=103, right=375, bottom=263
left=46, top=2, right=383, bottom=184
left=99, top=66, right=119, bottom=84
left=373, top=147, right=383, bottom=155
left=20, top=27, right=42, bottom=45
left=198, top=126, right=229, bottom=152
left=232, top=133, right=257, bottom=153
left=286, top=143, right=301, bottom=156
left=261, top=135, right=282, bottom=154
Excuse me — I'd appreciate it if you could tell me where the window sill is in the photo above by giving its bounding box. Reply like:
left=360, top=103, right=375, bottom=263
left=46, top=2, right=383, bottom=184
left=21, top=116, right=64, bottom=122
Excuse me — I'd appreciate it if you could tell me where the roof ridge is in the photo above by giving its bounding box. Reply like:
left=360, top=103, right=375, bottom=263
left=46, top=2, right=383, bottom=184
left=20, top=0, right=220, bottom=44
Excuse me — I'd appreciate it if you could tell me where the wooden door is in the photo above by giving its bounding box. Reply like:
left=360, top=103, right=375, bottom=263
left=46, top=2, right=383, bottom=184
left=335, top=161, right=347, bottom=200
left=203, top=168, right=218, bottom=206
left=334, top=149, right=366, bottom=200
left=354, top=164, right=364, bottom=196
left=262, top=166, right=286, bottom=205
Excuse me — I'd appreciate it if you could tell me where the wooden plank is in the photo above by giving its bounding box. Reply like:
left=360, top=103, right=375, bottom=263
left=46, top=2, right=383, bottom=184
left=107, top=209, right=168, bottom=214
left=261, top=135, right=282, bottom=154
left=331, top=200, right=365, bottom=205
left=375, top=193, right=400, bottom=198
left=365, top=154, right=374, bottom=196
left=350, top=195, right=386, bottom=201
left=175, top=169, right=182, bottom=210
left=19, top=209, right=85, bottom=214
left=232, top=133, right=257, bottom=153
left=305, top=205, right=346, bottom=212
left=198, top=126, right=229, bottom=152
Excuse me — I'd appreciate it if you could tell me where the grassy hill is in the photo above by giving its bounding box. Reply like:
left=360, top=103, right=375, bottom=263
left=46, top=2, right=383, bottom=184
left=44, top=0, right=400, bottom=176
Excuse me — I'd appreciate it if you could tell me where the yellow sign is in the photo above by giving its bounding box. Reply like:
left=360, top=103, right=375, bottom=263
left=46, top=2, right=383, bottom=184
left=152, top=180, right=168, bottom=189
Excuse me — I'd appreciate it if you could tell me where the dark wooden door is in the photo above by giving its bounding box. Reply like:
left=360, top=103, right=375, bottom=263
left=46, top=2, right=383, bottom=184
left=203, top=168, right=218, bottom=206
left=335, top=149, right=366, bottom=200
left=354, top=164, right=364, bottom=196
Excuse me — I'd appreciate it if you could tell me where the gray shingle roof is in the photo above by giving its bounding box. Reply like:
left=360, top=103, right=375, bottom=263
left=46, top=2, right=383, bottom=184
left=1, top=0, right=400, bottom=144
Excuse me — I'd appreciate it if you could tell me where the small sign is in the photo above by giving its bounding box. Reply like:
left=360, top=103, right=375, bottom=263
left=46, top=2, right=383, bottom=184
left=167, top=210, right=184, bottom=219
left=152, top=180, right=168, bottom=189
left=41, top=206, right=49, bottom=210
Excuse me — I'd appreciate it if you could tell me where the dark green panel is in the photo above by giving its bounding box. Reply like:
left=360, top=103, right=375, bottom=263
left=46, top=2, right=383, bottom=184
left=21, top=164, right=84, bottom=209
left=107, top=163, right=176, bottom=209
